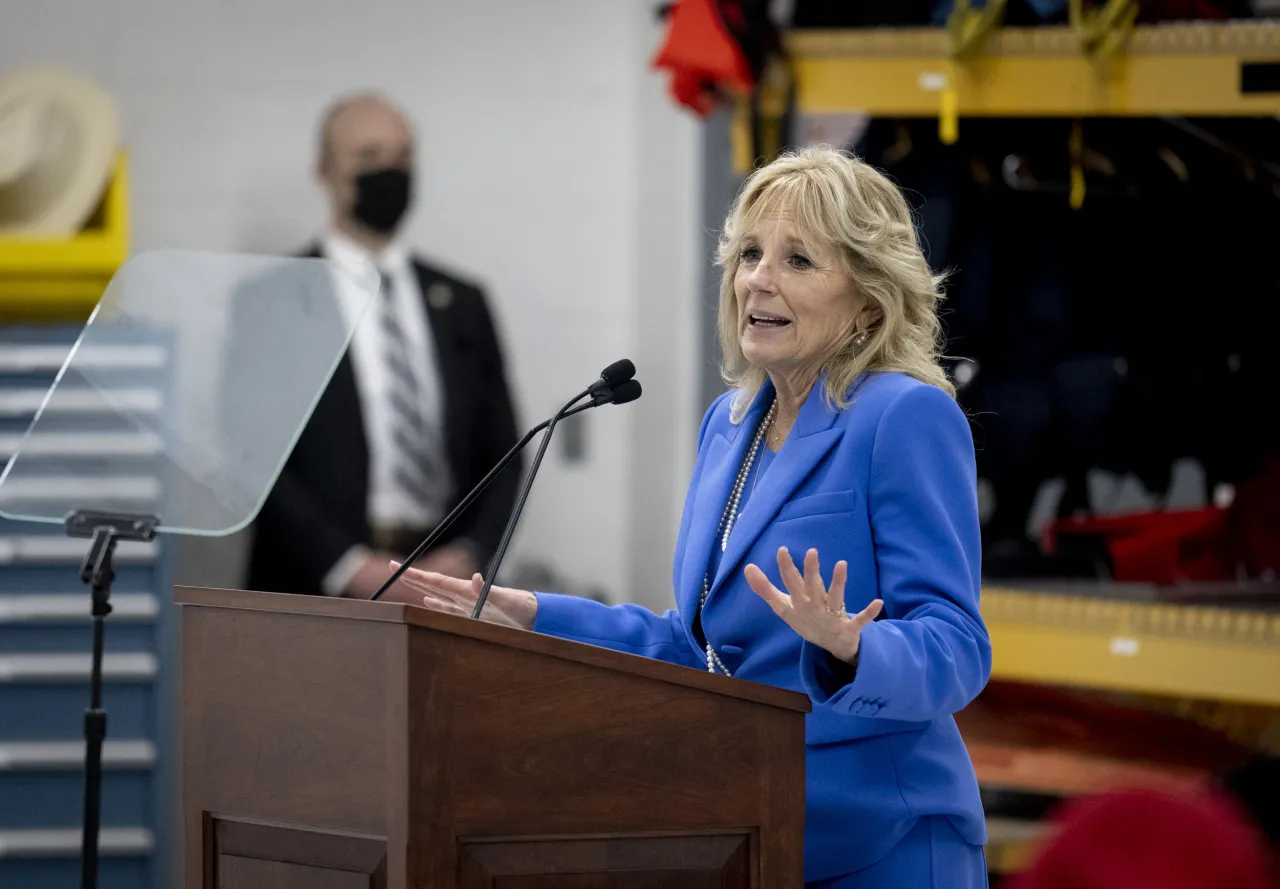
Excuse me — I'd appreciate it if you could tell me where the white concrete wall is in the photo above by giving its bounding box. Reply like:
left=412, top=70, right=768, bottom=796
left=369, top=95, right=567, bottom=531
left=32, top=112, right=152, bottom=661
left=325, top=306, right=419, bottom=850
left=2, top=0, right=702, bottom=609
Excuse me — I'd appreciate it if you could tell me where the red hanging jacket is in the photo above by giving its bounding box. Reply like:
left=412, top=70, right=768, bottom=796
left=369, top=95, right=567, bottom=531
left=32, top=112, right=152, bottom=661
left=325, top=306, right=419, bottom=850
left=651, top=0, right=778, bottom=116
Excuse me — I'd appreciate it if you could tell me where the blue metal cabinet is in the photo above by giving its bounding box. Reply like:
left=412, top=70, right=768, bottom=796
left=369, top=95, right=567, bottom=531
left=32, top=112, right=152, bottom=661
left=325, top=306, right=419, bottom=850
left=0, top=326, right=176, bottom=889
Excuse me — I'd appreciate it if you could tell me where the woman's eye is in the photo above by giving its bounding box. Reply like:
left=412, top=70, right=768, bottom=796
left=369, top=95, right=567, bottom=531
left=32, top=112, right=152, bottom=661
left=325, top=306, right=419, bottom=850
left=790, top=254, right=814, bottom=270
left=740, top=246, right=762, bottom=262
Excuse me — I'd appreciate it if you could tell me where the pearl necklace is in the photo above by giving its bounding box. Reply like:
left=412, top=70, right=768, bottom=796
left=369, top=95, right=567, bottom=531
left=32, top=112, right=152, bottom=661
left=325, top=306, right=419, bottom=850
left=700, top=399, right=777, bottom=675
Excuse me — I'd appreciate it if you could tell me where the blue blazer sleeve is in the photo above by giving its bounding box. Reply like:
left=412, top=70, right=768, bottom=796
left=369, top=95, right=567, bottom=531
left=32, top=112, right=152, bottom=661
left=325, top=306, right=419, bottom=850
left=532, top=593, right=702, bottom=667
left=799, top=383, right=991, bottom=722
left=527, top=392, right=733, bottom=671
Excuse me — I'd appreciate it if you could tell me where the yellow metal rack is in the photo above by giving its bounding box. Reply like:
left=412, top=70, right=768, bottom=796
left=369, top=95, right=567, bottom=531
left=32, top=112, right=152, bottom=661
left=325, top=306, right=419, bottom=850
left=734, top=21, right=1280, bottom=168
left=984, top=586, right=1280, bottom=708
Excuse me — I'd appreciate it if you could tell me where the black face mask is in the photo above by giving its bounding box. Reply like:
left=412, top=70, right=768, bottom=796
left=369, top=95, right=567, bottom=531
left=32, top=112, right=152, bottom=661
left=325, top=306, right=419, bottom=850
left=351, top=168, right=412, bottom=233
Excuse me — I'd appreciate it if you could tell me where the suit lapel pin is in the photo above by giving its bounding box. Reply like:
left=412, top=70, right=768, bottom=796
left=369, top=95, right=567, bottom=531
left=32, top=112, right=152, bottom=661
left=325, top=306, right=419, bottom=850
left=426, top=283, right=453, bottom=310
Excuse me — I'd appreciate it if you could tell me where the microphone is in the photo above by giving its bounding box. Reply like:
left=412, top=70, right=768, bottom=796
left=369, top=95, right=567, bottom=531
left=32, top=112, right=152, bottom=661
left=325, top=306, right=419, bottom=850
left=601, top=379, right=641, bottom=406
left=587, top=358, right=635, bottom=398
left=471, top=372, right=642, bottom=618
left=369, top=361, right=639, bottom=602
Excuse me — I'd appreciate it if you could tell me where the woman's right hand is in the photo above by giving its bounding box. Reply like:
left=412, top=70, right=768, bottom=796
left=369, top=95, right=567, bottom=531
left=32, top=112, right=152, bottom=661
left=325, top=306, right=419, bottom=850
left=392, top=563, right=538, bottom=631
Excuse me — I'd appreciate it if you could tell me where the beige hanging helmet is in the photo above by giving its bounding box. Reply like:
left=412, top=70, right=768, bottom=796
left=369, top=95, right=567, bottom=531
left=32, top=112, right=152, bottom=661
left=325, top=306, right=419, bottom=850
left=0, top=67, right=120, bottom=237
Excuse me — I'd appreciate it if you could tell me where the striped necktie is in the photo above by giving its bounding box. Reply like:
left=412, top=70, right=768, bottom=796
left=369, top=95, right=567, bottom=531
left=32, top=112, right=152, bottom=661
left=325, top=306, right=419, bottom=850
left=378, top=270, right=450, bottom=513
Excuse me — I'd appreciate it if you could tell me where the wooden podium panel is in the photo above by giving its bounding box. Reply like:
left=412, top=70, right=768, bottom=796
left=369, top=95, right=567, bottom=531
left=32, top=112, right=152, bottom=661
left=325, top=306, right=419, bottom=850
left=206, top=816, right=387, bottom=889
left=176, top=587, right=808, bottom=889
left=457, top=833, right=750, bottom=888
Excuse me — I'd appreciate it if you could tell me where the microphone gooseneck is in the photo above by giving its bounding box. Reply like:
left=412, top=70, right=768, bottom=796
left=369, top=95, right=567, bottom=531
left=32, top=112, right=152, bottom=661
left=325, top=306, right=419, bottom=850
left=469, top=390, right=581, bottom=618
left=471, top=366, right=642, bottom=619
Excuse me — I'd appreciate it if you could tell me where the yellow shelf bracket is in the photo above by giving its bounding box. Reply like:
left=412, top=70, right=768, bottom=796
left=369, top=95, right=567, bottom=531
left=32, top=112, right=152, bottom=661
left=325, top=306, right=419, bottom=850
left=1070, top=0, right=1140, bottom=63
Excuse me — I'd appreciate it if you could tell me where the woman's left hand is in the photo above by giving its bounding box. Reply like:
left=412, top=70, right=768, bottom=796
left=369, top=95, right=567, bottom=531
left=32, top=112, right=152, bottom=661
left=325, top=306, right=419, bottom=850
left=745, top=547, right=883, bottom=665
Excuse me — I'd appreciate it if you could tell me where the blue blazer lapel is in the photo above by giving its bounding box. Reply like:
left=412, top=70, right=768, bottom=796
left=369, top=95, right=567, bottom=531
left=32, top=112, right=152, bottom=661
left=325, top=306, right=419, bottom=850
left=677, top=387, right=774, bottom=613
left=709, top=381, right=843, bottom=598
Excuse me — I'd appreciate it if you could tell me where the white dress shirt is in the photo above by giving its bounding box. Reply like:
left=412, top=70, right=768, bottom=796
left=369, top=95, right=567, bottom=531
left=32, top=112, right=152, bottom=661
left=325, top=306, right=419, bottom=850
left=319, top=229, right=453, bottom=594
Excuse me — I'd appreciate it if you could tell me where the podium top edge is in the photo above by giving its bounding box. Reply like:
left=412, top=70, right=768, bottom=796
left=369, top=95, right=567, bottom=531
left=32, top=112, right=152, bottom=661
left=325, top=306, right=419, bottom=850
left=172, top=586, right=811, bottom=714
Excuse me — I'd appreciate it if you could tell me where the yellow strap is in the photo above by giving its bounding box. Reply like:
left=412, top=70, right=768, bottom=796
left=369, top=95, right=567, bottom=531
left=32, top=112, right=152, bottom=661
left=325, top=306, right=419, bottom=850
left=1069, top=119, right=1085, bottom=210
left=939, top=0, right=1008, bottom=144
left=940, top=81, right=960, bottom=145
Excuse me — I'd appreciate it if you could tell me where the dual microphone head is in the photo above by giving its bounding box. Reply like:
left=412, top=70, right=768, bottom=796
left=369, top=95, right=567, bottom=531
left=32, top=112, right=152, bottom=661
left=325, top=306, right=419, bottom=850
left=588, top=358, right=640, bottom=406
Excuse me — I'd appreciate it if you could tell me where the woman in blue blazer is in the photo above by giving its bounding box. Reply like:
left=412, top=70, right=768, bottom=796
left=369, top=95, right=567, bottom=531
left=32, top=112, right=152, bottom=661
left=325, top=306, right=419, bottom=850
left=402, top=145, right=991, bottom=888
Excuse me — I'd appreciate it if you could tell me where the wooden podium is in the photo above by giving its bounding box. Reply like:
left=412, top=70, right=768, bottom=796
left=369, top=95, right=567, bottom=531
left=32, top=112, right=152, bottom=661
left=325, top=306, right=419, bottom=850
left=175, top=586, right=809, bottom=888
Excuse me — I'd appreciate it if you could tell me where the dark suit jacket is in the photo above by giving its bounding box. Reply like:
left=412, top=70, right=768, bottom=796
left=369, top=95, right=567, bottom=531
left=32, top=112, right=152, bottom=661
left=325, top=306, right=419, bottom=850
left=243, top=244, right=521, bottom=595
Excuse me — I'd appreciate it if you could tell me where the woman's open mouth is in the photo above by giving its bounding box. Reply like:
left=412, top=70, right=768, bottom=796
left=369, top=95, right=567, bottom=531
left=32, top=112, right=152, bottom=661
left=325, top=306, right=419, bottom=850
left=748, top=312, right=791, bottom=329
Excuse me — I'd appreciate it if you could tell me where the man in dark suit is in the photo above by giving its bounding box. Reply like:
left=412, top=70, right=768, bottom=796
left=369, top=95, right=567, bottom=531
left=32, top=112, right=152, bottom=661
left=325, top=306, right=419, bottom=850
left=244, top=91, right=520, bottom=599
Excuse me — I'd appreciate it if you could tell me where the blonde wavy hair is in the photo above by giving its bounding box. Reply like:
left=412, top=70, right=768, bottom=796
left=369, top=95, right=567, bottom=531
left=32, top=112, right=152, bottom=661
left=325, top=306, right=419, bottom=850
left=716, top=145, right=953, bottom=420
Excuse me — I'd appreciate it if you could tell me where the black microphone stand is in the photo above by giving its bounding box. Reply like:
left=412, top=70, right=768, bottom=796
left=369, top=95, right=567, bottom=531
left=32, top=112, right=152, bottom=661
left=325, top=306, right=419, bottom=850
left=64, top=509, right=160, bottom=889
left=370, top=359, right=637, bottom=607
left=369, top=396, right=595, bottom=602
left=471, top=389, right=588, bottom=619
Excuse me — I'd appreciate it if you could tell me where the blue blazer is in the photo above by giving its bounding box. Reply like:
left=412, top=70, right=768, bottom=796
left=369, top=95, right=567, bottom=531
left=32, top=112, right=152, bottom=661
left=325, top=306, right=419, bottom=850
left=533, top=371, right=991, bottom=881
